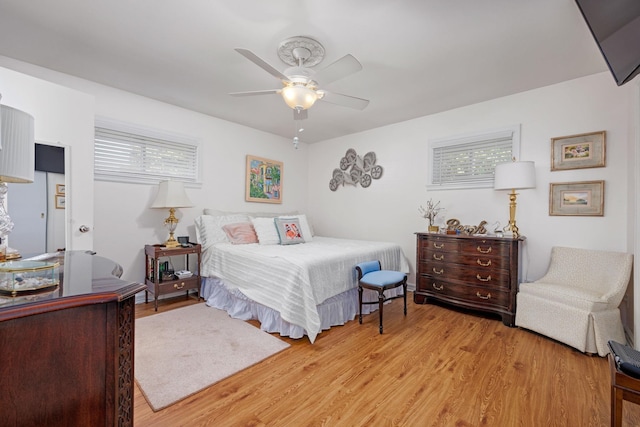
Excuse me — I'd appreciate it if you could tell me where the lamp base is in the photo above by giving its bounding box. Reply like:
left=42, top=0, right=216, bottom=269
left=164, top=239, right=181, bottom=248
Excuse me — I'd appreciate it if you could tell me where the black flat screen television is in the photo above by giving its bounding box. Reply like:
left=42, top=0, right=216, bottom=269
left=575, top=0, right=640, bottom=86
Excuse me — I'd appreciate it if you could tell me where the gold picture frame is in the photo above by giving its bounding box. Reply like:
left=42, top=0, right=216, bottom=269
left=549, top=181, right=604, bottom=216
left=55, top=195, right=66, bottom=209
left=550, top=131, right=605, bottom=171
left=245, top=155, right=283, bottom=204
left=56, top=184, right=65, bottom=195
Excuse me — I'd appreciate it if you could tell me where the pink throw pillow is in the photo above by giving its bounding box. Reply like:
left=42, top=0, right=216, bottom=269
left=222, top=222, right=258, bottom=244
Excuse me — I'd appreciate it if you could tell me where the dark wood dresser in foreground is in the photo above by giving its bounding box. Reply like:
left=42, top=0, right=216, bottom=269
left=0, top=251, right=146, bottom=427
left=415, top=232, right=523, bottom=326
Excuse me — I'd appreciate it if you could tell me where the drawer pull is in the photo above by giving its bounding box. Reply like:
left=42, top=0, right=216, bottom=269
left=476, top=259, right=491, bottom=267
left=174, top=282, right=186, bottom=290
left=434, top=242, right=445, bottom=249
left=476, top=291, right=492, bottom=300
left=433, top=254, right=444, bottom=261
left=476, top=246, right=492, bottom=254
left=476, top=274, right=492, bottom=282
left=432, top=283, right=443, bottom=291
left=433, top=268, right=444, bottom=275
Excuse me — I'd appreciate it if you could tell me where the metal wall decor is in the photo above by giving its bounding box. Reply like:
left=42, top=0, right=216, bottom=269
left=329, top=148, right=383, bottom=191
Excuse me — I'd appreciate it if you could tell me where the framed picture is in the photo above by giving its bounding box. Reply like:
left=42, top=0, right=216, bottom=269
left=55, top=195, right=66, bottom=209
left=549, top=181, right=604, bottom=216
left=245, top=155, right=283, bottom=204
left=56, top=184, right=65, bottom=195
left=550, top=131, right=606, bottom=171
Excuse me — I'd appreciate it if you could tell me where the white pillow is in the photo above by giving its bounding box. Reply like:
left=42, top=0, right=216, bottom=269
left=279, top=214, right=313, bottom=242
left=251, top=217, right=280, bottom=245
left=194, top=214, right=250, bottom=247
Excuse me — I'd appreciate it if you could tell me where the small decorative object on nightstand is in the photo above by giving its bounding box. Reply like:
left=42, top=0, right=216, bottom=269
left=144, top=243, right=201, bottom=311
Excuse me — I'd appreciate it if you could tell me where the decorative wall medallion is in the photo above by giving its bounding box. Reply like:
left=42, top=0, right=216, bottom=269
left=329, top=148, right=384, bottom=191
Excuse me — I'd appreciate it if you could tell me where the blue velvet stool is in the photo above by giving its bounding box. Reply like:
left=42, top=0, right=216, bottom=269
left=355, top=260, right=407, bottom=334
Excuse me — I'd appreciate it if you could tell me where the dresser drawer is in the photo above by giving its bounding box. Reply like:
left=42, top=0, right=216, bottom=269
left=422, top=260, right=510, bottom=288
left=417, top=275, right=510, bottom=310
left=459, top=240, right=511, bottom=258
left=423, top=248, right=509, bottom=270
left=418, top=235, right=461, bottom=253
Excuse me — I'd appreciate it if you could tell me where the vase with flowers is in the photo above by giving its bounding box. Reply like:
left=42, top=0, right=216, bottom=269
left=419, top=199, right=443, bottom=232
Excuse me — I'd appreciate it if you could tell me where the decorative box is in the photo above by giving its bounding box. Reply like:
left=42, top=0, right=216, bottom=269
left=0, top=261, right=60, bottom=296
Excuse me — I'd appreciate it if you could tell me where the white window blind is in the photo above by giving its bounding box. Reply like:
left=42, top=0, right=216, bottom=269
left=94, top=123, right=200, bottom=185
left=428, top=126, right=520, bottom=190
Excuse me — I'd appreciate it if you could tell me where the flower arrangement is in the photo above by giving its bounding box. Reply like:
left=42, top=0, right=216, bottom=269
left=418, top=199, right=442, bottom=227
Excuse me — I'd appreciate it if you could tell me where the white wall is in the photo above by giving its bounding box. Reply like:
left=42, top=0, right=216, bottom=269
left=308, top=72, right=634, bottom=287
left=0, top=56, right=308, bottom=285
left=0, top=64, right=95, bottom=251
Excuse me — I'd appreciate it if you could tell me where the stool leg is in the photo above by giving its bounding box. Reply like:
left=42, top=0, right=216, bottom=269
left=378, top=290, right=384, bottom=334
left=403, top=282, right=407, bottom=316
left=358, top=285, right=363, bottom=324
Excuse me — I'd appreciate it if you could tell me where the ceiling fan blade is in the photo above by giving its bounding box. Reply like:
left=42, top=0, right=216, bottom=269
left=320, top=91, right=369, bottom=110
left=235, top=48, right=290, bottom=81
left=293, top=108, right=308, bottom=120
left=229, top=89, right=281, bottom=97
left=314, top=54, right=362, bottom=85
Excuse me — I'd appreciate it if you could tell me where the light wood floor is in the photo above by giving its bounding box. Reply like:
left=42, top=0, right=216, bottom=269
left=134, top=294, right=640, bottom=426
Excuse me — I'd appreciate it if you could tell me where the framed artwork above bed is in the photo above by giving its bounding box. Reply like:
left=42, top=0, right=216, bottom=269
left=245, top=155, right=283, bottom=204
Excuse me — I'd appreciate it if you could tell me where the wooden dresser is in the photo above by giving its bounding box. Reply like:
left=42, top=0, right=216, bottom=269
left=414, top=233, right=523, bottom=326
left=0, top=251, right=146, bottom=426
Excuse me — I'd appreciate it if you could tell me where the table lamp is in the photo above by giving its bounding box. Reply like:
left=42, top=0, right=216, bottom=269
left=493, top=160, right=536, bottom=239
left=151, top=180, right=193, bottom=248
left=0, top=101, right=35, bottom=259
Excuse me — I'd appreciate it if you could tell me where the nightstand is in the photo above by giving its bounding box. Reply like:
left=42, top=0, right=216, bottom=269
left=144, top=244, right=201, bottom=311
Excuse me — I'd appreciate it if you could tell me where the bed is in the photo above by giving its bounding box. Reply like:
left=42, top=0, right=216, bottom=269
left=195, top=212, right=410, bottom=343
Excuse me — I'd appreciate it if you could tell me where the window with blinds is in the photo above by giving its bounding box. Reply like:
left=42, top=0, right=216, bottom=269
left=94, top=121, right=200, bottom=185
left=428, top=126, right=520, bottom=190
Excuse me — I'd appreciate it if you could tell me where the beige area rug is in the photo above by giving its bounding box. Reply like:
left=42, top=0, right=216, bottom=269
left=135, top=303, right=290, bottom=411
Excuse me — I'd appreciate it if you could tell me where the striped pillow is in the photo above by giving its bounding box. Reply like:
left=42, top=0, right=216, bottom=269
left=221, top=222, right=258, bottom=244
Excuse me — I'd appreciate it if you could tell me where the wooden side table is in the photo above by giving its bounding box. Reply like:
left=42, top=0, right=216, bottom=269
left=609, top=352, right=640, bottom=426
left=144, top=244, right=201, bottom=311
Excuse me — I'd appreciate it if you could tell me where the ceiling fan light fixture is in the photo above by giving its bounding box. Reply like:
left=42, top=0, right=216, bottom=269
left=282, top=84, right=318, bottom=110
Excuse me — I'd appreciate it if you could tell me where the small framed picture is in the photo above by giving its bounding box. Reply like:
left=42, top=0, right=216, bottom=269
left=56, top=184, right=65, bottom=195
left=549, top=181, right=604, bottom=216
left=245, top=155, right=283, bottom=204
left=550, top=131, right=605, bottom=171
left=55, top=195, right=66, bottom=209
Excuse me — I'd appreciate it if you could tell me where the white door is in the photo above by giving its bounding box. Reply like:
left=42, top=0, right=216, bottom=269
left=8, top=170, right=47, bottom=257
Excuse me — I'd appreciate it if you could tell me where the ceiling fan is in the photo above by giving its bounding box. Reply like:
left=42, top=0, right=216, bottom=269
left=230, top=36, right=369, bottom=120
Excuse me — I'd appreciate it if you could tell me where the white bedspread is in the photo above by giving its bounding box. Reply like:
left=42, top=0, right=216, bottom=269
left=201, top=236, right=409, bottom=343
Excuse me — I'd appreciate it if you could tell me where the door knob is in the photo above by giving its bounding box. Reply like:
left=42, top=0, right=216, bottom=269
left=79, top=225, right=90, bottom=233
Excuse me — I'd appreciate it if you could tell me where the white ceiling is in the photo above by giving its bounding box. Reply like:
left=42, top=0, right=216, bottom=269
left=0, top=0, right=607, bottom=143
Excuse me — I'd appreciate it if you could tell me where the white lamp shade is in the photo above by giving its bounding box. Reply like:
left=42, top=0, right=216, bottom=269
left=0, top=105, right=35, bottom=183
left=281, top=85, right=318, bottom=110
left=151, top=180, right=193, bottom=208
left=494, top=161, right=536, bottom=190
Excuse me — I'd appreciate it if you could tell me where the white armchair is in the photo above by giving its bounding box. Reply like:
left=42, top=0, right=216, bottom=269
left=515, top=246, right=633, bottom=356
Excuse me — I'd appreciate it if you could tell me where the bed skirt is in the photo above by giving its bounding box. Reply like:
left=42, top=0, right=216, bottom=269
left=202, top=277, right=403, bottom=341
